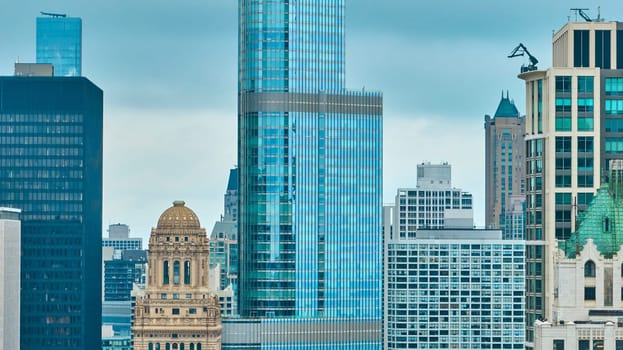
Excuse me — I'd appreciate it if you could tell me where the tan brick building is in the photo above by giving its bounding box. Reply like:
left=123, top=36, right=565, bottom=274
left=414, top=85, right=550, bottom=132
left=133, top=201, right=221, bottom=350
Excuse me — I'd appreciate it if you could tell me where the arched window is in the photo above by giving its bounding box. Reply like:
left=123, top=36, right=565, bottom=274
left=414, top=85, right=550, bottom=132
left=156, top=344, right=161, bottom=350
left=585, top=260, right=596, bottom=277
left=149, top=344, right=153, bottom=350
left=197, top=343, right=201, bottom=350
left=173, top=344, right=178, bottom=350
left=180, top=343, right=185, bottom=350
left=184, top=261, right=191, bottom=284
left=166, top=343, right=171, bottom=350
left=174, top=261, right=181, bottom=284
left=190, top=344, right=194, bottom=350
left=163, top=261, right=169, bottom=284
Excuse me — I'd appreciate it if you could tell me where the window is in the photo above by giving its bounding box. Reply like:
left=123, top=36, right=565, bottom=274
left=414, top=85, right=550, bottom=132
left=184, top=261, right=191, bottom=284
left=574, top=30, right=590, bottom=67
left=172, top=308, right=180, bottom=315
left=555, top=193, right=572, bottom=205
left=619, top=30, right=623, bottom=69
left=556, top=175, right=571, bottom=188
left=556, top=137, right=571, bottom=153
left=578, top=174, right=594, bottom=188
left=577, top=98, right=594, bottom=112
left=595, top=30, right=612, bottom=69
left=166, top=344, right=170, bottom=350
left=556, top=76, right=571, bottom=93
left=174, top=261, right=180, bottom=284
left=161, top=293, right=167, bottom=299
left=556, top=210, right=571, bottom=223
left=149, top=344, right=154, bottom=350
left=553, top=339, right=565, bottom=350
left=578, top=193, right=594, bottom=206
left=578, top=117, right=593, bottom=131
left=585, top=260, right=596, bottom=277
left=584, top=287, right=596, bottom=300
left=606, top=138, right=623, bottom=153
left=556, top=116, right=571, bottom=131
left=555, top=98, right=571, bottom=112
left=163, top=261, right=169, bottom=284
left=578, top=137, right=593, bottom=153
left=606, top=100, right=623, bottom=114
left=578, top=157, right=593, bottom=171
left=556, top=157, right=571, bottom=170
left=605, top=118, right=623, bottom=132
left=578, top=76, right=594, bottom=93
left=606, top=78, right=623, bottom=96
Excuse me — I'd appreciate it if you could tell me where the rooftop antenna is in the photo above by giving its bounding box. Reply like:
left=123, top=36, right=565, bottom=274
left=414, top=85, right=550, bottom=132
left=570, top=8, right=592, bottom=22
left=597, top=6, right=601, bottom=21
left=40, top=11, right=67, bottom=18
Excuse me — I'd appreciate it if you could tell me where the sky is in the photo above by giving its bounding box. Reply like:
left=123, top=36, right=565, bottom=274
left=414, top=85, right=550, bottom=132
left=1, top=1, right=622, bottom=245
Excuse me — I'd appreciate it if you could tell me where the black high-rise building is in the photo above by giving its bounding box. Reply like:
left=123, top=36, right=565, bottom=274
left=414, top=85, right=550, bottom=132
left=0, top=76, right=103, bottom=350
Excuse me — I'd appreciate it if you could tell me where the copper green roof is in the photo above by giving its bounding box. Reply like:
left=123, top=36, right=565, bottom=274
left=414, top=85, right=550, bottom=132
left=560, top=184, right=623, bottom=258
left=493, top=92, right=520, bottom=118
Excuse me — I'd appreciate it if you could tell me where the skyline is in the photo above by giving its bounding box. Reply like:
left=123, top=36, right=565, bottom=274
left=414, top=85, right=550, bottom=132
left=2, top=1, right=623, bottom=243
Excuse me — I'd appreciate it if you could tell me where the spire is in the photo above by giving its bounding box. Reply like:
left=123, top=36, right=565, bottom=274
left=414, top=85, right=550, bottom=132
left=494, top=91, right=520, bottom=118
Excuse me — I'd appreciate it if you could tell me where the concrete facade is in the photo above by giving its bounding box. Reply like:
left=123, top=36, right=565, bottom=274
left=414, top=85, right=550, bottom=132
left=0, top=208, right=20, bottom=350
left=384, top=229, right=526, bottom=349
left=393, top=162, right=473, bottom=238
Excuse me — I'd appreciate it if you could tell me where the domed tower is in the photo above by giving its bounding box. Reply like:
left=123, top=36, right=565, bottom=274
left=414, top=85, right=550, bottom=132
left=133, top=201, right=221, bottom=350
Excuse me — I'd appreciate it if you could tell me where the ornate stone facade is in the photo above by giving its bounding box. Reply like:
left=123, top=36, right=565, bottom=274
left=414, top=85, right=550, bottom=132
left=133, top=201, right=221, bottom=350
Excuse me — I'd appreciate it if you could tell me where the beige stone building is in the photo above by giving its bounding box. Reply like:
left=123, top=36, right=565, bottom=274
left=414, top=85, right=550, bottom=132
left=519, top=19, right=623, bottom=346
left=133, top=201, right=221, bottom=350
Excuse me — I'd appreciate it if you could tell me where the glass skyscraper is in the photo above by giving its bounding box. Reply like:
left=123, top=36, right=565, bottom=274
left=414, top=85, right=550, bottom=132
left=0, top=76, right=103, bottom=350
left=36, top=15, right=82, bottom=77
left=237, top=1, right=383, bottom=348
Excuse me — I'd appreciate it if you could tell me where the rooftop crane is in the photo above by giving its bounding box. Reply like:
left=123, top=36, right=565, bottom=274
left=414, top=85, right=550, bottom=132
left=508, top=43, right=539, bottom=73
left=570, top=8, right=592, bottom=22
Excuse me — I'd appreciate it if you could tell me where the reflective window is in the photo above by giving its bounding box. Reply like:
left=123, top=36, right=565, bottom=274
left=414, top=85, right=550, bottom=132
left=184, top=261, right=191, bottom=284
left=163, top=261, right=169, bottom=284
left=174, top=261, right=180, bottom=285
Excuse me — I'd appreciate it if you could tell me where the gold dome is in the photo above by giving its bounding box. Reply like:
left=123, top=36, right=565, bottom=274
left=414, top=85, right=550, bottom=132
left=157, top=200, right=201, bottom=229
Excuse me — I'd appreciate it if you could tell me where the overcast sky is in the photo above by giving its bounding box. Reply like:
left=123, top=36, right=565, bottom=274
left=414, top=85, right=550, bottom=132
left=1, top=1, right=622, bottom=245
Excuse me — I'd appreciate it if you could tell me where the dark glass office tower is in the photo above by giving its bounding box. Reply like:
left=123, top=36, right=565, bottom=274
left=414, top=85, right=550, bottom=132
left=0, top=76, right=102, bottom=350
left=237, top=1, right=383, bottom=348
left=36, top=15, right=82, bottom=77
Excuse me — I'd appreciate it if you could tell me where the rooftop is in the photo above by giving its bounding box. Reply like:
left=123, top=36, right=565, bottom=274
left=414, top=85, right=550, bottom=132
left=493, top=91, right=519, bottom=118
left=559, top=184, right=623, bottom=258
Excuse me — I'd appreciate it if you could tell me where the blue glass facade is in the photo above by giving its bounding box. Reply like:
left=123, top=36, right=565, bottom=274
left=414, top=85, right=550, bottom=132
left=0, top=76, right=103, bottom=350
left=36, top=16, right=82, bottom=77
left=237, top=1, right=382, bottom=348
